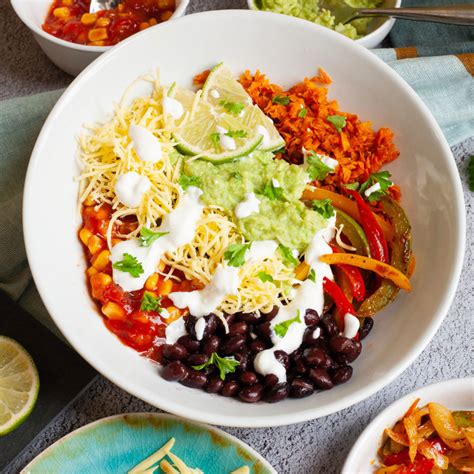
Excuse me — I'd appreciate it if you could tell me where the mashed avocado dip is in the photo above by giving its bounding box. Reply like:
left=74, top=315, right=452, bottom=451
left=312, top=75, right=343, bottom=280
left=252, top=0, right=382, bottom=40
left=183, top=151, right=329, bottom=253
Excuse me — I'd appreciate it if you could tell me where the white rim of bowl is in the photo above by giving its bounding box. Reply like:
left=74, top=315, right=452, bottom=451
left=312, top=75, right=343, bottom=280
left=341, top=377, right=474, bottom=473
left=9, top=0, right=189, bottom=53
left=23, top=10, right=466, bottom=428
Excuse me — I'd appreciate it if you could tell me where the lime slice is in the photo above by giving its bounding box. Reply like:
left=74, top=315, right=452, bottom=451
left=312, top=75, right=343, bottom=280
left=0, top=336, right=39, bottom=436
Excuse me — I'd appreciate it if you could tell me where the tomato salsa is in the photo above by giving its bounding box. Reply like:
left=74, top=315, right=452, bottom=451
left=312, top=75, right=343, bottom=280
left=42, top=0, right=176, bottom=46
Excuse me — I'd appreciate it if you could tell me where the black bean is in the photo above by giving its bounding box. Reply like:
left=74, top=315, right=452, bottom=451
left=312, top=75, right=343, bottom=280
left=304, top=308, right=320, bottom=326
left=216, top=314, right=235, bottom=335
left=331, top=365, right=353, bottom=385
left=303, top=326, right=322, bottom=347
left=329, top=337, right=361, bottom=363
left=229, top=321, right=248, bottom=336
left=162, top=343, right=188, bottom=361
left=274, top=350, right=290, bottom=371
left=202, top=314, right=219, bottom=340
left=359, top=317, right=374, bottom=340
left=262, top=306, right=279, bottom=321
left=265, top=383, right=289, bottom=403
left=294, top=358, right=308, bottom=375
left=264, top=374, right=279, bottom=387
left=180, top=369, right=207, bottom=389
left=202, top=335, right=220, bottom=356
left=303, top=347, right=331, bottom=369
left=161, top=361, right=188, bottom=382
left=238, top=383, right=263, bottom=403
left=234, top=351, right=249, bottom=372
left=177, top=335, right=200, bottom=353
left=239, top=371, right=258, bottom=385
left=206, top=375, right=224, bottom=393
left=187, top=353, right=209, bottom=366
left=237, top=311, right=260, bottom=322
left=249, top=339, right=267, bottom=353
left=221, top=380, right=239, bottom=397
left=289, top=378, right=314, bottom=398
left=221, top=335, right=246, bottom=354
left=308, top=368, right=334, bottom=390
left=321, top=316, right=339, bottom=337
left=257, top=322, right=272, bottom=341
left=185, top=315, right=198, bottom=338
left=337, top=342, right=362, bottom=364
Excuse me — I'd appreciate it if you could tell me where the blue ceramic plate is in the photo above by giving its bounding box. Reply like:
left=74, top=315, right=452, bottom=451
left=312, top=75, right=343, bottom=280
left=22, top=413, right=276, bottom=473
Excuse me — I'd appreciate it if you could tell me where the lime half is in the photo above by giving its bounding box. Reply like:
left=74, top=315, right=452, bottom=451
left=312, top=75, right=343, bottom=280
left=0, top=336, right=39, bottom=436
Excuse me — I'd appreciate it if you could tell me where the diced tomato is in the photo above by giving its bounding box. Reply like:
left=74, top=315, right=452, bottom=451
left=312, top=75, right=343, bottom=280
left=384, top=450, right=434, bottom=474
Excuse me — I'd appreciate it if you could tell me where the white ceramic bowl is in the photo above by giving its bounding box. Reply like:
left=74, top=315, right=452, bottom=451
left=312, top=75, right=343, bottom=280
left=247, top=0, right=401, bottom=48
left=342, top=378, right=474, bottom=473
left=23, top=10, right=465, bottom=428
left=10, top=0, right=189, bottom=76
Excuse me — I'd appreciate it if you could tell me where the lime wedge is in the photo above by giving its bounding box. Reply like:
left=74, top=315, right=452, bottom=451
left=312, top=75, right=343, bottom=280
left=0, top=336, right=39, bottom=436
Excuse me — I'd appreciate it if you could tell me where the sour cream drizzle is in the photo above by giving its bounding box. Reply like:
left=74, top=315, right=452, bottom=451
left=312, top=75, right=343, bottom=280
left=114, top=171, right=151, bottom=208
left=253, top=216, right=336, bottom=382
left=234, top=192, right=260, bottom=219
left=163, top=96, right=184, bottom=120
left=216, top=126, right=236, bottom=151
left=110, top=186, right=204, bottom=292
left=129, top=124, right=162, bottom=163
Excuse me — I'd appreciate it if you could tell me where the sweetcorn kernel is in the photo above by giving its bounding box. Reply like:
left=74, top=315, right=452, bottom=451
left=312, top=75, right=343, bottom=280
left=165, top=306, right=181, bottom=323
left=81, top=13, right=97, bottom=25
left=157, top=278, right=173, bottom=296
left=92, top=249, right=111, bottom=271
left=139, top=22, right=150, bottom=30
left=87, top=235, right=105, bottom=255
left=62, top=0, right=73, bottom=5
left=53, top=7, right=70, bottom=18
left=96, top=17, right=110, bottom=27
left=88, top=27, right=108, bottom=42
left=101, top=301, right=126, bottom=320
left=79, top=227, right=92, bottom=246
left=160, top=10, right=173, bottom=21
left=86, top=266, right=98, bottom=277
left=149, top=18, right=157, bottom=26
left=145, top=273, right=159, bottom=291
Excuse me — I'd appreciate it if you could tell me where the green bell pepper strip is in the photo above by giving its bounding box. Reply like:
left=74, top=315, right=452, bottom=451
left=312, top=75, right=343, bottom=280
left=335, top=210, right=370, bottom=257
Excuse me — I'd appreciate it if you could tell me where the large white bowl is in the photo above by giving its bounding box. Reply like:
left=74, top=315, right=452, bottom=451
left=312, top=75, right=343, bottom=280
left=342, top=378, right=474, bottom=473
left=23, top=10, right=465, bottom=428
left=10, top=0, right=188, bottom=76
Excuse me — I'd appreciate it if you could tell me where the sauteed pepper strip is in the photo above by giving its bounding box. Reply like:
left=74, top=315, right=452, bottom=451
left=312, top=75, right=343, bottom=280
left=322, top=277, right=356, bottom=319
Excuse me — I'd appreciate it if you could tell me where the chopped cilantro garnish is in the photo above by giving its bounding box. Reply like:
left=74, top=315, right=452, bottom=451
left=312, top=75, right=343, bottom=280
left=360, top=171, right=392, bottom=202
left=272, top=95, right=290, bottom=105
left=308, top=268, right=316, bottom=283
left=298, top=107, right=308, bottom=118
left=312, top=199, right=335, bottom=219
left=192, top=352, right=240, bottom=380
left=139, top=227, right=169, bottom=247
left=224, top=243, right=250, bottom=267
left=306, top=151, right=333, bottom=181
left=278, top=244, right=298, bottom=266
left=257, top=272, right=274, bottom=283
left=274, top=310, right=301, bottom=338
left=179, top=174, right=201, bottom=190
left=112, top=253, right=144, bottom=278
left=262, top=180, right=284, bottom=201
left=219, top=100, right=245, bottom=116
left=140, top=292, right=163, bottom=312
left=327, top=114, right=347, bottom=133
left=231, top=171, right=242, bottom=181
left=469, top=156, right=474, bottom=192
left=210, top=132, right=221, bottom=151
left=225, top=130, right=247, bottom=138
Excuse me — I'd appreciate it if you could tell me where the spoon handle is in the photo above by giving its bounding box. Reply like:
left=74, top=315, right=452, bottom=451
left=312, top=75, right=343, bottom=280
left=358, top=4, right=474, bottom=26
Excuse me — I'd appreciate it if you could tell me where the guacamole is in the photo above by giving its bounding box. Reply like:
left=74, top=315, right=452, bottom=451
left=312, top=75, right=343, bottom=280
left=184, top=151, right=328, bottom=252
left=254, top=0, right=381, bottom=40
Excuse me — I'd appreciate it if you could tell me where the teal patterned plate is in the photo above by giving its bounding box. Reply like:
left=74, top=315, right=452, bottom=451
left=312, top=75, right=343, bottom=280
left=21, top=413, right=276, bottom=474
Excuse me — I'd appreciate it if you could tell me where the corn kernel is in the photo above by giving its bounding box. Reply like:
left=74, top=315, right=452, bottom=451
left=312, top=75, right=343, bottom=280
left=145, top=273, right=159, bottom=291
left=53, top=7, right=70, bottom=18
left=117, top=3, right=124, bottom=11
left=62, top=0, right=73, bottom=5
left=160, top=10, right=173, bottom=21
left=131, top=311, right=148, bottom=324
left=149, top=17, right=157, bottom=26
left=88, top=40, right=105, bottom=46
left=92, top=249, right=111, bottom=271
left=158, top=260, right=166, bottom=272
left=96, top=17, right=110, bottom=27
left=88, top=27, right=108, bottom=42
left=101, top=301, right=126, bottom=320
left=79, top=227, right=92, bottom=246
left=157, top=278, right=173, bottom=296
left=87, top=235, right=105, bottom=255
left=158, top=0, right=174, bottom=9
left=165, top=306, right=181, bottom=323
left=90, top=272, right=112, bottom=300
left=139, top=22, right=150, bottom=30
left=83, top=195, right=95, bottom=206
left=87, top=266, right=98, bottom=277
left=81, top=13, right=97, bottom=25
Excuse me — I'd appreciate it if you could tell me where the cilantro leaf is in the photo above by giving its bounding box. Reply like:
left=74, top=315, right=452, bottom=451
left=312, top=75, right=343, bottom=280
left=140, top=292, right=163, bottom=312
left=344, top=182, right=360, bottom=191
left=192, top=352, right=240, bottom=381
left=139, top=227, right=169, bottom=247
left=262, top=180, right=284, bottom=201
left=327, top=114, right=347, bottom=133
left=278, top=244, right=298, bottom=266
left=306, top=151, right=333, bottom=181
left=219, top=100, right=245, bottom=116
left=298, top=107, right=308, bottom=118
left=469, top=155, right=474, bottom=192
left=274, top=310, right=302, bottom=338
left=359, top=171, right=393, bottom=202
left=210, top=132, right=221, bottom=152
left=112, top=253, right=144, bottom=278
left=225, top=130, right=247, bottom=138
left=179, top=174, right=201, bottom=190
left=308, top=268, right=316, bottom=283
left=272, top=95, right=290, bottom=105
left=224, top=243, right=250, bottom=267
left=312, top=199, right=335, bottom=219
left=257, top=271, right=274, bottom=283
left=231, top=171, right=242, bottom=181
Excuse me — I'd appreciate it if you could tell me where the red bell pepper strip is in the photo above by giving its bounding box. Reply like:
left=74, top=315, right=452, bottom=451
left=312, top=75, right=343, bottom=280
left=329, top=245, right=366, bottom=301
left=323, top=277, right=355, bottom=317
left=345, top=189, right=389, bottom=263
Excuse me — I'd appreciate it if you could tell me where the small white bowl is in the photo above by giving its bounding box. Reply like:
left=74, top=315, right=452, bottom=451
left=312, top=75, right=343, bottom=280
left=10, top=0, right=189, bottom=76
left=342, top=378, right=474, bottom=473
left=247, top=0, right=401, bottom=49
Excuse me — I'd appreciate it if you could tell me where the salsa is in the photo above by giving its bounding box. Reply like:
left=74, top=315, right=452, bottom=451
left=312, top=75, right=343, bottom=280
left=42, top=0, right=176, bottom=46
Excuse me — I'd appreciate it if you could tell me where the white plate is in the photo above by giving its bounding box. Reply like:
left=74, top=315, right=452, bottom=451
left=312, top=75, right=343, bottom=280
left=23, top=10, right=465, bottom=427
left=342, top=377, right=474, bottom=473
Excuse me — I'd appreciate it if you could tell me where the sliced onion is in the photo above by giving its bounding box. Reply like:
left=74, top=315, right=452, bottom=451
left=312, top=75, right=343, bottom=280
left=418, top=440, right=449, bottom=469
left=428, top=402, right=464, bottom=441
left=449, top=447, right=474, bottom=472
left=403, top=415, right=419, bottom=463
left=385, top=428, right=409, bottom=447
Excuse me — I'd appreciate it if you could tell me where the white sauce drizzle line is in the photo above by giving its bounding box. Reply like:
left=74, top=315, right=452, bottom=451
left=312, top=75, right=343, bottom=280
left=163, top=96, right=184, bottom=120
left=129, top=124, right=162, bottom=164
left=343, top=313, right=360, bottom=339
left=165, top=317, right=187, bottom=345
left=234, top=192, right=260, bottom=219
left=114, top=171, right=151, bottom=208
left=194, top=318, right=206, bottom=341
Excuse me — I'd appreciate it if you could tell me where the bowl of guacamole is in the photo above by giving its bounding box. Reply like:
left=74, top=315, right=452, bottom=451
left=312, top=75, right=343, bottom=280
left=248, top=0, right=401, bottom=48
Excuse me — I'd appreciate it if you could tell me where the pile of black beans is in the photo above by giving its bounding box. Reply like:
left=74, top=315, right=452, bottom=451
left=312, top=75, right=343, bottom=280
left=160, top=307, right=374, bottom=403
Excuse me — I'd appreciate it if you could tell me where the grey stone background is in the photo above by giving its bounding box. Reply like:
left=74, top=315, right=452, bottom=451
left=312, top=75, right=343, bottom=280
left=1, top=0, right=472, bottom=472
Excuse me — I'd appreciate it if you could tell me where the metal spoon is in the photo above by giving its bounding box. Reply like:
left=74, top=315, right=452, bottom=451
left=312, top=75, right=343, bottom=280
left=318, top=1, right=474, bottom=26
left=89, top=0, right=119, bottom=13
